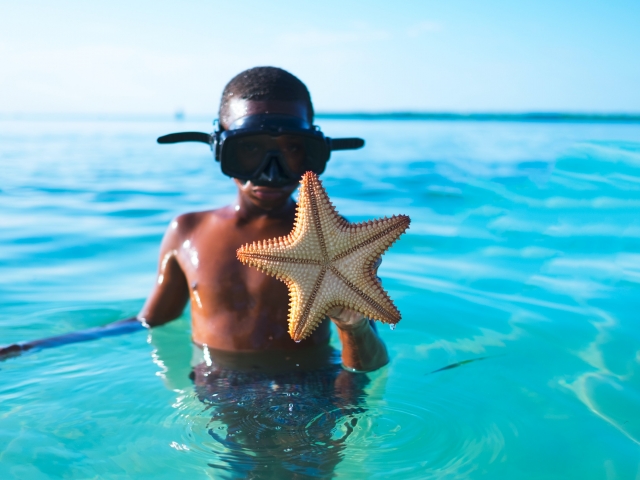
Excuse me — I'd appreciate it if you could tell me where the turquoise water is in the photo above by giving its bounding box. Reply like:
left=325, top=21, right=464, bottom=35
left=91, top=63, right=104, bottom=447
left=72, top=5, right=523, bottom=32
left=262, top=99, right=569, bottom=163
left=1, top=117, right=639, bottom=478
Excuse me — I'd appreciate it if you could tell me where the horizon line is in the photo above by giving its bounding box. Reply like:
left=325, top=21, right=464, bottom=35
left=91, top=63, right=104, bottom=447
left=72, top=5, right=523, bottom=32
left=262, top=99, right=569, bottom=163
left=2, top=111, right=640, bottom=124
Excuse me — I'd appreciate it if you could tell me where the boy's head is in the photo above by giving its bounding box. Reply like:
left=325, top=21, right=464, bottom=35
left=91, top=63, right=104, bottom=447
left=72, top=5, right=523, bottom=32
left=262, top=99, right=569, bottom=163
left=217, top=67, right=317, bottom=211
left=157, top=66, right=362, bottom=211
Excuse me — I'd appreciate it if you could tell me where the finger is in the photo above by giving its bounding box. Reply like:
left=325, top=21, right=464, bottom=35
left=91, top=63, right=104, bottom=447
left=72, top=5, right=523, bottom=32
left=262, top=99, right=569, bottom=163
left=373, top=257, right=382, bottom=273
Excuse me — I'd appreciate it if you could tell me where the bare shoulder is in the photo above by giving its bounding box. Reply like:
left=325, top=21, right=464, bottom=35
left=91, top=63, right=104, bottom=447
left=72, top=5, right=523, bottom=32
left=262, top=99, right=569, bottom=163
left=169, top=207, right=233, bottom=238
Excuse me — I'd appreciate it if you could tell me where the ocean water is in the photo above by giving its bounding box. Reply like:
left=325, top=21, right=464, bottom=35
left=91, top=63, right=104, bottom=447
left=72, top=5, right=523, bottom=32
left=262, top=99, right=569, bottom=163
left=1, top=116, right=639, bottom=479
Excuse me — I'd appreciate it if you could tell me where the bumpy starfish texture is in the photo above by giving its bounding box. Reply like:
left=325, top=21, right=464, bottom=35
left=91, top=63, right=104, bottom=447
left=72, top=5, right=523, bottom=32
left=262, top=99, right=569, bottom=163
left=237, top=172, right=411, bottom=342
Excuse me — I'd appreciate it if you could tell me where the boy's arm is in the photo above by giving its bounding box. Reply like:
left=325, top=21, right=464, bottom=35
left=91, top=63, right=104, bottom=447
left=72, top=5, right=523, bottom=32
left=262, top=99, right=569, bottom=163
left=137, top=217, right=190, bottom=327
left=327, top=257, right=389, bottom=372
left=1, top=219, right=190, bottom=360
left=329, top=308, right=389, bottom=372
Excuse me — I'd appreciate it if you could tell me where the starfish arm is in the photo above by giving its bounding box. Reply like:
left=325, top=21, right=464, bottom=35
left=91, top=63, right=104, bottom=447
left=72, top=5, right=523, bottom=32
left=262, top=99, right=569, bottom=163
left=328, top=264, right=400, bottom=324
left=286, top=267, right=329, bottom=341
left=236, top=243, right=327, bottom=342
left=288, top=267, right=357, bottom=341
left=237, top=213, right=329, bottom=265
left=302, top=172, right=351, bottom=260
left=329, top=214, right=410, bottom=323
left=336, top=214, right=411, bottom=263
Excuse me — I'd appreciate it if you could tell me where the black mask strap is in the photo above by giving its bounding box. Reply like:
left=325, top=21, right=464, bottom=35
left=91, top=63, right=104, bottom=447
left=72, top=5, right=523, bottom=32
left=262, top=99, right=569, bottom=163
left=157, top=132, right=211, bottom=145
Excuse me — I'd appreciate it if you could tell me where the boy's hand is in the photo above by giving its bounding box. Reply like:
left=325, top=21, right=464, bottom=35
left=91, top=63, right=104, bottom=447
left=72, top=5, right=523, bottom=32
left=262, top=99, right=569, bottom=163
left=327, top=306, right=369, bottom=332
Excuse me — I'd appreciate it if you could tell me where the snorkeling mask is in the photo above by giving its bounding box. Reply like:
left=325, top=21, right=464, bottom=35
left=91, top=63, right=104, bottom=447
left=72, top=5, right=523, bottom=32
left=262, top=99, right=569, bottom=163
left=157, top=114, right=364, bottom=187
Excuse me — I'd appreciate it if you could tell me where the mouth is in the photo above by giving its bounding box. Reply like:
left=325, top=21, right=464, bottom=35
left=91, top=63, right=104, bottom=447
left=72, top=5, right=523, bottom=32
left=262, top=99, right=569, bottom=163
left=251, top=185, right=293, bottom=201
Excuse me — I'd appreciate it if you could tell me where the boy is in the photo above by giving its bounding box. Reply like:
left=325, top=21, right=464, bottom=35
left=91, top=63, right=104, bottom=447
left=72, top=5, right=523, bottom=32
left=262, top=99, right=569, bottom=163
left=1, top=67, right=389, bottom=373
left=1, top=67, right=389, bottom=478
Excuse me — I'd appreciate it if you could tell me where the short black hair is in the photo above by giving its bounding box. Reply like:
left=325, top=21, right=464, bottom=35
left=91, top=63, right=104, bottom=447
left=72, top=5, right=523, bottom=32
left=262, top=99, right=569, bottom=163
left=219, top=67, right=314, bottom=124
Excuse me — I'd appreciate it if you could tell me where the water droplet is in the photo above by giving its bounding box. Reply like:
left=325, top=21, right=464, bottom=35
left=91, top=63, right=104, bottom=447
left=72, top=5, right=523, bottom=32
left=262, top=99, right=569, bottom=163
left=295, top=340, right=301, bottom=343
left=390, top=324, right=396, bottom=330
left=284, top=447, right=292, bottom=452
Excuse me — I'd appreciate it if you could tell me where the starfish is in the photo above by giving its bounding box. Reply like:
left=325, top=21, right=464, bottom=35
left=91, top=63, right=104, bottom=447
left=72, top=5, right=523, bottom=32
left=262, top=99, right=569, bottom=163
left=237, top=172, right=411, bottom=342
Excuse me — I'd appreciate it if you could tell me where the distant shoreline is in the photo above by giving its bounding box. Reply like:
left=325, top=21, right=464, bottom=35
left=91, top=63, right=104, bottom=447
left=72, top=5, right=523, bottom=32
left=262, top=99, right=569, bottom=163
left=2, top=112, right=640, bottom=124
left=316, top=112, right=640, bottom=123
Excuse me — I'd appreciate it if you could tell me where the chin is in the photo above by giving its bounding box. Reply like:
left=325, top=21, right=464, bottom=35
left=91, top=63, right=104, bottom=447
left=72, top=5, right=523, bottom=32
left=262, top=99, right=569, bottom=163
left=249, top=194, right=290, bottom=211
left=237, top=180, right=297, bottom=204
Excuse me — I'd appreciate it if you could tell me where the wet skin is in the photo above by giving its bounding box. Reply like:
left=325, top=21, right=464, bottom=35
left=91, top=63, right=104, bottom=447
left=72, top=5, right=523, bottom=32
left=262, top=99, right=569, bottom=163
left=139, top=98, right=389, bottom=371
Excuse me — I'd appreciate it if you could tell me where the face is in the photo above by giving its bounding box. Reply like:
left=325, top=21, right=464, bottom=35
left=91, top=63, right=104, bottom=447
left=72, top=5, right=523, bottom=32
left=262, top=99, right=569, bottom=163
left=223, top=98, right=312, bottom=212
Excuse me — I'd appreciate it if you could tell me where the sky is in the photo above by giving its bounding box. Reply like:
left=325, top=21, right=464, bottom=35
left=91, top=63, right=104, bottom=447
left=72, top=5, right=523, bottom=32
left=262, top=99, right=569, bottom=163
left=1, top=0, right=639, bottom=115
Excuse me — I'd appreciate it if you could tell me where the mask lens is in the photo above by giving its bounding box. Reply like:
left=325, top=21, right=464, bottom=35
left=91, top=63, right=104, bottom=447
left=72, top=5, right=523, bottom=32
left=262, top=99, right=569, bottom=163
left=277, top=135, right=307, bottom=174
left=279, top=135, right=329, bottom=174
left=233, top=135, right=273, bottom=174
left=222, top=133, right=329, bottom=179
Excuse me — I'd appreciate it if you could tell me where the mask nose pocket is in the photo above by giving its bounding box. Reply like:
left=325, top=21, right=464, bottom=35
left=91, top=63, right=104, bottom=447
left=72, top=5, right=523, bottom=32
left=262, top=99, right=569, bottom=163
left=258, top=154, right=286, bottom=183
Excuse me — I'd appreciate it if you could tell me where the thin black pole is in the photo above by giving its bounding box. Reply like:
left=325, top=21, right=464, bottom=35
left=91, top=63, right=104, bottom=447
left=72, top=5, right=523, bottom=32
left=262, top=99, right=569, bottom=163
left=0, top=317, right=145, bottom=361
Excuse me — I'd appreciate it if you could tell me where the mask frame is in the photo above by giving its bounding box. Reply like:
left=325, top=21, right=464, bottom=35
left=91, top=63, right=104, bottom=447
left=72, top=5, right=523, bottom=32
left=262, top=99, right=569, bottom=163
left=157, top=114, right=364, bottom=184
